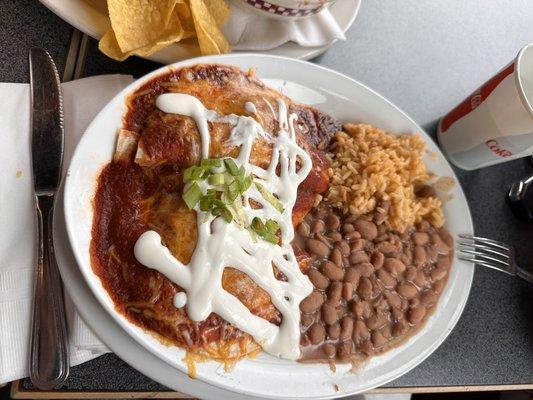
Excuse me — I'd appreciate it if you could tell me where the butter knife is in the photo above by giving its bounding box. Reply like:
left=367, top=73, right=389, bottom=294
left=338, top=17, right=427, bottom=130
left=29, top=47, right=69, bottom=389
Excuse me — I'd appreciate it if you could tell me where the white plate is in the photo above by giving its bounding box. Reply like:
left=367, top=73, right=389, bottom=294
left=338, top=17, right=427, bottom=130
left=63, top=54, right=474, bottom=399
left=39, top=0, right=360, bottom=63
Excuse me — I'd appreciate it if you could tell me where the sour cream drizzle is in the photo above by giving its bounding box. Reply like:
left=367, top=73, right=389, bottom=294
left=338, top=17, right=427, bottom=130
left=134, top=93, right=313, bottom=360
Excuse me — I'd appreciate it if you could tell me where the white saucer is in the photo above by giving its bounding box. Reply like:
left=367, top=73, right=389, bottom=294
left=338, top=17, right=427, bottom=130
left=61, top=54, right=474, bottom=399
left=39, top=0, right=361, bottom=63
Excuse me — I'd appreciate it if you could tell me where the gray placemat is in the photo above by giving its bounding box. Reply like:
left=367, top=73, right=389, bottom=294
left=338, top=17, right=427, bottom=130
left=0, top=0, right=71, bottom=83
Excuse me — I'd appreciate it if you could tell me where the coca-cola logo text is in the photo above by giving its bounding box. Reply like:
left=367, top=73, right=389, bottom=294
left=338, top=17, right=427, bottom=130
left=485, top=139, right=512, bottom=157
left=470, top=93, right=482, bottom=109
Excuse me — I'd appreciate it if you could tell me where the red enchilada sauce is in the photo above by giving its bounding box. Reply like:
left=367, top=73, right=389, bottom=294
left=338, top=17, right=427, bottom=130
left=91, top=161, right=241, bottom=347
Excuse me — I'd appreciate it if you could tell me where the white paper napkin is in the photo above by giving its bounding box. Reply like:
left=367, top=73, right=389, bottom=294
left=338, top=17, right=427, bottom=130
left=0, top=74, right=133, bottom=384
left=223, top=1, right=346, bottom=51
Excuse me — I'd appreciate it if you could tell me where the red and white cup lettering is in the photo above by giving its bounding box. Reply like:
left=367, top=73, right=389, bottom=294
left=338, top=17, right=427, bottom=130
left=438, top=44, right=533, bottom=170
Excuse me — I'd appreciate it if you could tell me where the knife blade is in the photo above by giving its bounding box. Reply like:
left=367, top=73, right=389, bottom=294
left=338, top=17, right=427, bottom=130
left=30, top=47, right=64, bottom=194
left=28, top=47, right=69, bottom=390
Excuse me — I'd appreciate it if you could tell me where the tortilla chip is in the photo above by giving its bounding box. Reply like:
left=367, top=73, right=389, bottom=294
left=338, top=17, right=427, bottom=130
left=99, top=20, right=184, bottom=61
left=189, top=0, right=230, bottom=55
left=203, top=0, right=231, bottom=26
left=98, top=0, right=230, bottom=60
left=175, top=2, right=197, bottom=39
left=99, top=28, right=130, bottom=61
left=107, top=0, right=184, bottom=53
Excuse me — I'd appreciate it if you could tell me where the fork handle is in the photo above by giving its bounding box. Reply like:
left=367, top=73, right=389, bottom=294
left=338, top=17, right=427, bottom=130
left=30, top=194, right=69, bottom=389
left=517, top=267, right=533, bottom=283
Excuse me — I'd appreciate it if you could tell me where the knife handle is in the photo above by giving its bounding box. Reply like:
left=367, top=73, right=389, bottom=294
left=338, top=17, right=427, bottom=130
left=30, top=195, right=69, bottom=390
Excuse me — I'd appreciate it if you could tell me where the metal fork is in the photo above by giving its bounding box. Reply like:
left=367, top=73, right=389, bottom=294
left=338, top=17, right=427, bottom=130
left=457, top=234, right=533, bottom=283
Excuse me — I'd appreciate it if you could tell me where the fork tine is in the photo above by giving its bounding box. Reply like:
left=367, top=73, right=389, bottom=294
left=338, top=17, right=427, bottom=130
left=457, top=241, right=510, bottom=258
left=458, top=248, right=510, bottom=267
left=458, top=255, right=515, bottom=275
left=458, top=234, right=511, bottom=252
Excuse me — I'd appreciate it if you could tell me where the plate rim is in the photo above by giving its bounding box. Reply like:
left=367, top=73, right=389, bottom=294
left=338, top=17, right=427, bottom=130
left=38, top=0, right=361, bottom=63
left=63, top=53, right=474, bottom=399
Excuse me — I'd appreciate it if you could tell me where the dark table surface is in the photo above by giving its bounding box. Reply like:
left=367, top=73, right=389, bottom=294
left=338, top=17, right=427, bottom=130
left=4, top=0, right=533, bottom=396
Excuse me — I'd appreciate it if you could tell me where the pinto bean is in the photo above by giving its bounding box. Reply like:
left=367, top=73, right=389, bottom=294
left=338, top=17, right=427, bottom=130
left=329, top=248, right=342, bottom=267
left=438, top=228, right=454, bottom=248
left=307, top=239, right=330, bottom=257
left=366, top=313, right=387, bottom=330
left=336, top=241, right=350, bottom=256
left=430, top=265, right=448, bottom=281
left=314, top=207, right=328, bottom=219
left=344, top=267, right=360, bottom=285
left=434, top=278, right=446, bottom=294
left=321, top=261, right=344, bottom=281
left=427, top=245, right=439, bottom=262
left=316, top=232, right=332, bottom=248
left=311, top=219, right=325, bottom=235
left=297, top=221, right=310, bottom=237
left=412, top=232, right=429, bottom=245
left=346, top=231, right=361, bottom=241
left=375, top=296, right=389, bottom=312
left=371, top=330, right=387, bottom=348
left=328, top=232, right=343, bottom=242
left=337, top=342, right=353, bottom=359
left=381, top=324, right=392, bottom=340
left=350, top=238, right=364, bottom=252
left=340, top=316, right=355, bottom=341
left=354, top=219, right=378, bottom=240
left=404, top=267, right=417, bottom=281
left=376, top=241, right=398, bottom=255
left=408, top=306, right=426, bottom=324
left=323, top=343, right=336, bottom=358
left=436, top=254, right=452, bottom=270
left=300, top=292, right=324, bottom=313
left=375, top=210, right=387, bottom=225
left=392, top=321, right=407, bottom=337
left=378, top=199, right=391, bottom=213
left=414, top=271, right=429, bottom=288
left=325, top=214, right=340, bottom=230
left=322, top=302, right=338, bottom=325
left=328, top=282, right=343, bottom=304
left=384, top=290, right=402, bottom=309
left=327, top=322, right=340, bottom=340
left=377, top=269, right=396, bottom=289
left=349, top=251, right=369, bottom=265
left=358, top=277, right=373, bottom=299
left=420, top=290, right=438, bottom=306
left=342, top=282, right=354, bottom=301
left=308, top=269, right=329, bottom=290
left=358, top=339, right=374, bottom=355
left=413, top=245, right=427, bottom=266
left=353, top=320, right=370, bottom=342
left=397, top=282, right=418, bottom=299
left=342, top=223, right=355, bottom=233
left=431, top=233, right=450, bottom=254
left=371, top=250, right=385, bottom=269
left=356, top=262, right=374, bottom=278
left=308, top=323, right=326, bottom=345
left=352, top=300, right=372, bottom=319
left=384, top=257, right=406, bottom=275
left=391, top=307, right=404, bottom=321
